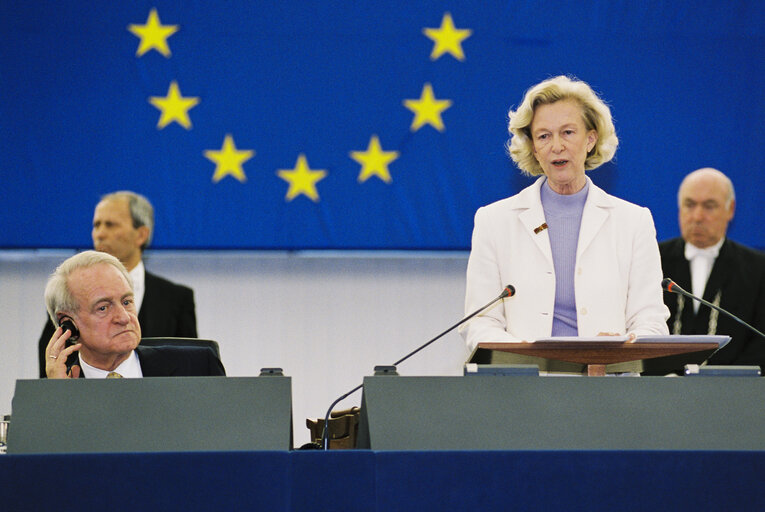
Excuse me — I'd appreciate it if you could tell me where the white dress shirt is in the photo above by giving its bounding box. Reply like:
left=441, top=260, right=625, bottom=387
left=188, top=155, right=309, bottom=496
left=79, top=350, right=144, bottom=378
left=684, top=238, right=724, bottom=313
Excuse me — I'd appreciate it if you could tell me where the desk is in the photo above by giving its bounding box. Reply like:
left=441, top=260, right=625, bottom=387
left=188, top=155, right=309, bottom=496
left=1, top=451, right=764, bottom=511
left=358, top=376, right=765, bottom=450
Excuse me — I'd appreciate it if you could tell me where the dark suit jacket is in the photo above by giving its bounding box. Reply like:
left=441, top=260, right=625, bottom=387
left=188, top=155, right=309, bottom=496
left=72, top=345, right=226, bottom=377
left=139, top=271, right=198, bottom=339
left=645, top=237, right=765, bottom=374
left=38, top=269, right=198, bottom=377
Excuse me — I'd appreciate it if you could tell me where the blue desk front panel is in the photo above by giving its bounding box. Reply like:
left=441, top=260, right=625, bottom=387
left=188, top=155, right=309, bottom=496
left=2, top=451, right=763, bottom=511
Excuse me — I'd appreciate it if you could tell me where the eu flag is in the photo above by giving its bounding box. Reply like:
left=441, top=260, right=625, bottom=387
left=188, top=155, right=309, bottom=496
left=1, top=2, right=763, bottom=250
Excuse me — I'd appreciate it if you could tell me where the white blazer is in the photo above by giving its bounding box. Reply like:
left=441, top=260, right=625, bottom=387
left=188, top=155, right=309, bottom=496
left=460, top=177, right=669, bottom=351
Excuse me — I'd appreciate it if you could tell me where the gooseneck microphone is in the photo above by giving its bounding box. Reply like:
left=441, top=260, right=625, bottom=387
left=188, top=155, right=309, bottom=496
left=661, top=278, right=765, bottom=339
left=320, top=284, right=516, bottom=449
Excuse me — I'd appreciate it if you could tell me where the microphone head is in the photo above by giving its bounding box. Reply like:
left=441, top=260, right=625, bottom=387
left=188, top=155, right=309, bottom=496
left=503, top=284, right=516, bottom=297
left=661, top=277, right=683, bottom=294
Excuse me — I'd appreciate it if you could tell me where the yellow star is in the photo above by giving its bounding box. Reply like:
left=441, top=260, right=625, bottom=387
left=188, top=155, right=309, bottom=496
left=127, top=8, right=179, bottom=58
left=277, top=154, right=327, bottom=202
left=423, top=12, right=472, bottom=61
left=148, top=81, right=200, bottom=130
left=403, top=83, right=452, bottom=132
left=204, top=134, right=254, bottom=183
left=350, top=135, right=399, bottom=184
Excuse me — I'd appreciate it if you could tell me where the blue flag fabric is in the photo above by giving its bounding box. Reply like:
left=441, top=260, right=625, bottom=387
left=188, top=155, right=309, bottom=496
left=1, top=2, right=763, bottom=250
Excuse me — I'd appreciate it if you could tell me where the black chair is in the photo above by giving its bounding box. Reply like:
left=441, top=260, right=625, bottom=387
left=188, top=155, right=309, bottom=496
left=140, top=337, right=221, bottom=359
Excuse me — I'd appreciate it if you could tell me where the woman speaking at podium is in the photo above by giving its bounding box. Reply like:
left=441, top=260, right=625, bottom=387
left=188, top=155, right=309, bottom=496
left=460, top=76, right=669, bottom=373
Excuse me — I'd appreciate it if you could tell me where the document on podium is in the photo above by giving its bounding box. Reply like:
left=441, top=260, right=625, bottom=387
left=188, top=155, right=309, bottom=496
left=532, top=334, right=731, bottom=350
left=532, top=335, right=629, bottom=342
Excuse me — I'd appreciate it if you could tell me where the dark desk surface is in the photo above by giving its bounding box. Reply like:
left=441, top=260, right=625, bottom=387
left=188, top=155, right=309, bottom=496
left=2, top=450, right=764, bottom=511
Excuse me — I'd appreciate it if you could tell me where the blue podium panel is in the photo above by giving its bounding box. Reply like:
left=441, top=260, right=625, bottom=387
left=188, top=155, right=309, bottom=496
left=2, top=451, right=764, bottom=511
left=8, top=377, right=292, bottom=454
left=358, top=376, right=765, bottom=450
left=0, top=451, right=291, bottom=512
left=289, top=451, right=377, bottom=512
left=375, top=451, right=765, bottom=511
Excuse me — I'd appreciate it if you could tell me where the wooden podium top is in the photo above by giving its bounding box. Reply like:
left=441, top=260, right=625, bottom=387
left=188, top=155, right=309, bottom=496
left=477, top=340, right=720, bottom=365
left=476, top=335, right=729, bottom=376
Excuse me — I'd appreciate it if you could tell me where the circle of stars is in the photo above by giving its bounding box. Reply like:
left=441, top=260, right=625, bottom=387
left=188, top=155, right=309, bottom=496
left=128, top=9, right=471, bottom=202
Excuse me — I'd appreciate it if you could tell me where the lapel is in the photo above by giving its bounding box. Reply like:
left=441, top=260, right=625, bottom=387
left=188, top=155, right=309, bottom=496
left=576, top=178, right=610, bottom=260
left=516, top=177, right=553, bottom=268
left=659, top=238, right=705, bottom=333
left=138, top=270, right=169, bottom=337
left=667, top=239, right=692, bottom=290
left=515, top=176, right=612, bottom=266
left=136, top=345, right=179, bottom=377
left=137, top=269, right=154, bottom=326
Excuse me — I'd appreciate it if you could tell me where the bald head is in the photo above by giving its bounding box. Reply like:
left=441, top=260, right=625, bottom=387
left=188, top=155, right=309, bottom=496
left=678, top=168, right=735, bottom=207
left=678, top=168, right=735, bottom=248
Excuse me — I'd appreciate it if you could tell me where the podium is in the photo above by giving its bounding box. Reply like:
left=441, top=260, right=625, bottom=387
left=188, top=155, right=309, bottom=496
left=470, top=335, right=729, bottom=376
left=7, top=376, right=292, bottom=454
left=357, top=375, right=765, bottom=450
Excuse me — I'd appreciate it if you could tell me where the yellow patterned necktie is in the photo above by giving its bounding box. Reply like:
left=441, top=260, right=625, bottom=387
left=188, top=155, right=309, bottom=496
left=106, top=372, right=123, bottom=378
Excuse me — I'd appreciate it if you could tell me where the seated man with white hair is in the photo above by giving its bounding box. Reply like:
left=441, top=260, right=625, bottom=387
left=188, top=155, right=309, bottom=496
left=44, top=250, right=224, bottom=379
left=37, top=190, right=198, bottom=376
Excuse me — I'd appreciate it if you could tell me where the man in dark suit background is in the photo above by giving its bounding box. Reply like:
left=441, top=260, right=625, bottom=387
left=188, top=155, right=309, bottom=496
left=43, top=250, right=224, bottom=378
left=651, top=168, right=765, bottom=374
left=38, top=191, right=198, bottom=376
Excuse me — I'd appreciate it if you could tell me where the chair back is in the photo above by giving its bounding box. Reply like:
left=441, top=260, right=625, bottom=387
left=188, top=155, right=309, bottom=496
left=140, top=337, right=221, bottom=359
left=306, top=407, right=360, bottom=449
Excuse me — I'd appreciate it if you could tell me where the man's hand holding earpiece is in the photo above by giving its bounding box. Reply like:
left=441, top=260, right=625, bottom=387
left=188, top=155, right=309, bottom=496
left=45, top=326, right=82, bottom=379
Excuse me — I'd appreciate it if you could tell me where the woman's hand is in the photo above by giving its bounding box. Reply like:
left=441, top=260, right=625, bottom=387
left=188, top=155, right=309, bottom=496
left=597, top=332, right=637, bottom=342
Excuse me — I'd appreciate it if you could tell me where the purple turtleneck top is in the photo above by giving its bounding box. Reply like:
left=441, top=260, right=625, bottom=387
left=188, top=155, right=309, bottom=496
left=540, top=178, right=589, bottom=336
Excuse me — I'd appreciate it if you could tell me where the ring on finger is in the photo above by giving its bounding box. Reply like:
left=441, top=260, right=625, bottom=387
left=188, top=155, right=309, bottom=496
left=49, top=355, right=58, bottom=359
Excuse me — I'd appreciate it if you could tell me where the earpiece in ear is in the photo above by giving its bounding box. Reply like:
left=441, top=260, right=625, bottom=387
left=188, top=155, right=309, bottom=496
left=60, top=317, right=80, bottom=341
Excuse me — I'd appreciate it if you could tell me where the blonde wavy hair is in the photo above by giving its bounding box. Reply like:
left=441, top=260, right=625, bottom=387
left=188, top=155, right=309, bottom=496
left=506, top=75, right=618, bottom=176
